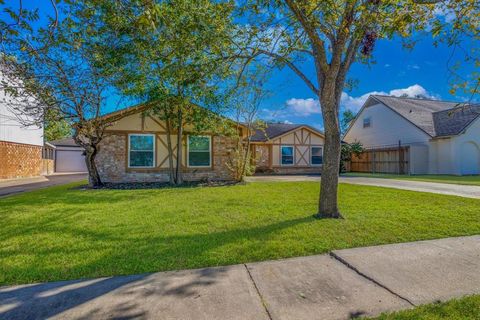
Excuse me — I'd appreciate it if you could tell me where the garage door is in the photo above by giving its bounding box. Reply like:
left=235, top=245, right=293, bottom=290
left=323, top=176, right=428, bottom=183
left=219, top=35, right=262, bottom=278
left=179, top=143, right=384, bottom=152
left=56, top=150, right=88, bottom=172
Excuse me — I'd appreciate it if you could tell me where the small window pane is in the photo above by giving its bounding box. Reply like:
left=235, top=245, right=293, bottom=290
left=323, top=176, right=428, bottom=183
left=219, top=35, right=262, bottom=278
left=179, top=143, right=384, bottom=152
left=189, top=136, right=210, bottom=151
left=130, top=151, right=154, bottom=167
left=129, top=135, right=154, bottom=167
left=281, top=146, right=294, bottom=165
left=189, top=152, right=210, bottom=166
left=363, top=117, right=371, bottom=128
left=130, top=135, right=154, bottom=151
left=311, top=147, right=323, bottom=165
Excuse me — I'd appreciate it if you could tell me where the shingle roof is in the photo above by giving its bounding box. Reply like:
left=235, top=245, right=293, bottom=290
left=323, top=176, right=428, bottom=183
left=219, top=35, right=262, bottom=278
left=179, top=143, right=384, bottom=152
left=433, top=104, right=480, bottom=137
left=250, top=123, right=323, bottom=142
left=371, top=95, right=460, bottom=137
left=48, top=137, right=79, bottom=147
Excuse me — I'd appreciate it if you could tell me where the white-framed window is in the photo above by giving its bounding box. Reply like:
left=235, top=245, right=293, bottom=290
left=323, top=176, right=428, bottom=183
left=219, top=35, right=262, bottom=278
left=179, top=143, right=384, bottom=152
left=311, top=146, right=323, bottom=165
left=280, top=146, right=294, bottom=166
left=128, top=134, right=155, bottom=168
left=187, top=135, right=211, bottom=167
left=363, top=117, right=371, bottom=128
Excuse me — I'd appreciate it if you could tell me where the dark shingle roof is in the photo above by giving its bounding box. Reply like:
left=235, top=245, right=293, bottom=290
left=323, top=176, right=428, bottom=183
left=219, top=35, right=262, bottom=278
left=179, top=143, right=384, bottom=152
left=250, top=123, right=323, bottom=142
left=371, top=95, right=460, bottom=137
left=48, top=137, right=79, bottom=147
left=433, top=105, right=480, bottom=137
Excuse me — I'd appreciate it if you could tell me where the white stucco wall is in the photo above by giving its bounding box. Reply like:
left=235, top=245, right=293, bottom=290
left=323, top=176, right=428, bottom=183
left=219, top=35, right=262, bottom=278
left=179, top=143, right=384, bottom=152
left=451, top=118, right=480, bottom=175
left=344, top=103, right=431, bottom=147
left=0, top=78, right=44, bottom=146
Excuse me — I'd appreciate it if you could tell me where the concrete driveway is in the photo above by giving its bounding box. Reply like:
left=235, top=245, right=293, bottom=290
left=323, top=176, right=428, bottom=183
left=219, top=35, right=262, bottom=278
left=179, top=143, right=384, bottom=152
left=0, top=173, right=87, bottom=197
left=246, top=175, right=480, bottom=199
left=1, top=236, right=479, bottom=320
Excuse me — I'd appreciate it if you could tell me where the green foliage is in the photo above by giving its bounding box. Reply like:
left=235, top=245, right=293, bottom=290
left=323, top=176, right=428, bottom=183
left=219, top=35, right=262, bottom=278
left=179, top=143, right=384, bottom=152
left=44, top=109, right=72, bottom=141
left=340, top=110, right=356, bottom=135
left=340, top=141, right=364, bottom=173
left=1, top=181, right=480, bottom=285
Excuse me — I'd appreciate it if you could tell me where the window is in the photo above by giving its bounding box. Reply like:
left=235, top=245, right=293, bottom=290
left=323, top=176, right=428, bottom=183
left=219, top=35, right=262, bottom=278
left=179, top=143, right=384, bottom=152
left=128, top=134, right=155, bottom=168
left=363, top=117, right=371, bottom=128
left=188, top=136, right=211, bottom=167
left=281, top=146, right=294, bottom=165
left=311, top=147, right=323, bottom=165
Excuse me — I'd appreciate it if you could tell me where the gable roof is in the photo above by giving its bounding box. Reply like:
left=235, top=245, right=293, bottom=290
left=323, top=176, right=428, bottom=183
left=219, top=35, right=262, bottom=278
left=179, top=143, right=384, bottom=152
left=251, top=123, right=324, bottom=142
left=433, top=104, right=480, bottom=137
left=349, top=95, right=479, bottom=138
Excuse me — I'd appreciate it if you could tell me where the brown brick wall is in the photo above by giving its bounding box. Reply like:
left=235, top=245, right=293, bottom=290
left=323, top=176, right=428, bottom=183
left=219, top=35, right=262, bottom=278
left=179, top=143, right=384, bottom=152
left=0, top=141, right=42, bottom=179
left=96, top=132, right=236, bottom=183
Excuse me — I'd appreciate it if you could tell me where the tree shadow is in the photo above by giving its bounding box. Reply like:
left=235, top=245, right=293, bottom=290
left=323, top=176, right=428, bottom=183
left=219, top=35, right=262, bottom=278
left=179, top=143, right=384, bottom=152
left=0, top=216, right=313, bottom=319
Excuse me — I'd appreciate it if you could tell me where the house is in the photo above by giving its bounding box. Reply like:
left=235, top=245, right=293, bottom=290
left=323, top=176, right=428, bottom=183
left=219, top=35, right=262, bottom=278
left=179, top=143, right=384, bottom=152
left=0, top=88, right=54, bottom=179
left=250, top=123, right=325, bottom=174
left=48, top=138, right=88, bottom=173
left=344, top=95, right=480, bottom=175
left=94, top=104, right=325, bottom=183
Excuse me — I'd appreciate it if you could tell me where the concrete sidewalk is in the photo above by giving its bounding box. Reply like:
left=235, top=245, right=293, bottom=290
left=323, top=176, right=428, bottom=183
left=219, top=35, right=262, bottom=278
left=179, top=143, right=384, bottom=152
left=1, top=236, right=479, bottom=320
left=246, top=175, right=480, bottom=199
left=0, top=173, right=87, bottom=198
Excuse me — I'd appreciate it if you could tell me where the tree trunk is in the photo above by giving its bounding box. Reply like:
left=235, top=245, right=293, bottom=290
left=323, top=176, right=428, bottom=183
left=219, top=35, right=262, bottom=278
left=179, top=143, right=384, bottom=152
left=317, top=89, right=342, bottom=218
left=165, top=118, right=175, bottom=185
left=84, top=145, right=103, bottom=188
left=175, top=109, right=184, bottom=185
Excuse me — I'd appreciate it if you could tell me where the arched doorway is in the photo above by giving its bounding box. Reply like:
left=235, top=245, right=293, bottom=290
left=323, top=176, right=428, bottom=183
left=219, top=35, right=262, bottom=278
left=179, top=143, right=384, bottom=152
left=460, top=141, right=480, bottom=175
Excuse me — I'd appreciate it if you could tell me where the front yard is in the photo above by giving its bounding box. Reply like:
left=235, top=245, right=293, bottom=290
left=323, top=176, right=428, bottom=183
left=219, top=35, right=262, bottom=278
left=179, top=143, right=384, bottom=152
left=1, top=181, right=480, bottom=285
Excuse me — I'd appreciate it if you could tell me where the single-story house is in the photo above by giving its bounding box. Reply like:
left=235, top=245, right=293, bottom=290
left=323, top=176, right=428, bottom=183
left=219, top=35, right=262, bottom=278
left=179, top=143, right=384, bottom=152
left=344, top=95, right=480, bottom=175
left=49, top=138, right=88, bottom=173
left=95, top=104, right=325, bottom=183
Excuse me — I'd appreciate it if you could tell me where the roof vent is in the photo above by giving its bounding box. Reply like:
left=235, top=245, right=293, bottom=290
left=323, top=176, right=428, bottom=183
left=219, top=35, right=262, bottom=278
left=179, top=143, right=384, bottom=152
left=409, top=109, right=413, bottom=113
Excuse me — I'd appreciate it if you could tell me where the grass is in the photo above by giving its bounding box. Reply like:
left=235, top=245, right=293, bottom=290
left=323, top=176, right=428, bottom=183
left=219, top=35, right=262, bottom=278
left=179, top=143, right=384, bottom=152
left=1, top=181, right=479, bottom=285
left=343, top=173, right=480, bottom=186
left=370, top=295, right=480, bottom=319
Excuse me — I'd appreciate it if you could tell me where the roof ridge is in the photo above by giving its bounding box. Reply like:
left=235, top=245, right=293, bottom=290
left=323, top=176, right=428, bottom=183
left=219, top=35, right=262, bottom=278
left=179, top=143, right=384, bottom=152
left=372, top=94, right=459, bottom=104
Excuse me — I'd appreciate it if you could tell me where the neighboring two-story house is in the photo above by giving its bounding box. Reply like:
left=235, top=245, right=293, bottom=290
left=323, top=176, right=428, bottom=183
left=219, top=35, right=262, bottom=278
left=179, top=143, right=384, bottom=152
left=344, top=95, right=480, bottom=175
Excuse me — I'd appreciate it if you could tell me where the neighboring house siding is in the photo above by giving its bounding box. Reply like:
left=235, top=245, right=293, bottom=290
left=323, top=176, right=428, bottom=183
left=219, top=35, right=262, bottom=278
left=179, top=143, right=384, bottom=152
left=96, top=113, right=236, bottom=182
left=344, top=103, right=431, bottom=147
left=0, top=85, right=44, bottom=179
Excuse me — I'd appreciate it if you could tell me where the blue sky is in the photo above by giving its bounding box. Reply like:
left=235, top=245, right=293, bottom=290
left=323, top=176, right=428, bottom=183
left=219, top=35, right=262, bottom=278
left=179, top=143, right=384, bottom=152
left=259, top=36, right=475, bottom=130
left=10, top=1, right=477, bottom=130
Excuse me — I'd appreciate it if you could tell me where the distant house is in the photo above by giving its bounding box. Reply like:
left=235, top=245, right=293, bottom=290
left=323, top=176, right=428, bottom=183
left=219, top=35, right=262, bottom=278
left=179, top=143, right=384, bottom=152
left=48, top=138, right=87, bottom=173
left=94, top=104, right=325, bottom=183
left=0, top=88, right=54, bottom=179
left=250, top=123, right=325, bottom=174
left=344, top=95, right=480, bottom=175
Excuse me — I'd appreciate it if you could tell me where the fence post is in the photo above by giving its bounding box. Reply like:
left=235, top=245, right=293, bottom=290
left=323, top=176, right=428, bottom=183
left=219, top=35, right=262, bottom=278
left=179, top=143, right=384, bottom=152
left=372, top=150, right=376, bottom=174
left=398, top=140, right=402, bottom=174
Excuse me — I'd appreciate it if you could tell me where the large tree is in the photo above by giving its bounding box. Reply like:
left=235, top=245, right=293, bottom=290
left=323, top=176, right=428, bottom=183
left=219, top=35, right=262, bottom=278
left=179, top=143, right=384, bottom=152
left=75, top=0, right=236, bottom=185
left=0, top=8, right=116, bottom=187
left=240, top=0, right=473, bottom=218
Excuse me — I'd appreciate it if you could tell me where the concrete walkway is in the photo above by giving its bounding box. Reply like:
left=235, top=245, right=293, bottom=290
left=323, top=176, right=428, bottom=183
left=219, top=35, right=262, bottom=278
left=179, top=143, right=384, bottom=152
left=246, top=175, right=480, bottom=199
left=1, top=236, right=479, bottom=320
left=0, top=173, right=87, bottom=198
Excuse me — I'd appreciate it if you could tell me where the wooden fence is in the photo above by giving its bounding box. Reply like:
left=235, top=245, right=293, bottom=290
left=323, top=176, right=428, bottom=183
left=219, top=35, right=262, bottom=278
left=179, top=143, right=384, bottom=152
left=349, top=146, right=410, bottom=174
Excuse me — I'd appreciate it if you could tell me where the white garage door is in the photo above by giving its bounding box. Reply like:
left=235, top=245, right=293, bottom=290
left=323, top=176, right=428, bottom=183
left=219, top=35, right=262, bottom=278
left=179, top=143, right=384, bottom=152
left=56, top=149, right=88, bottom=172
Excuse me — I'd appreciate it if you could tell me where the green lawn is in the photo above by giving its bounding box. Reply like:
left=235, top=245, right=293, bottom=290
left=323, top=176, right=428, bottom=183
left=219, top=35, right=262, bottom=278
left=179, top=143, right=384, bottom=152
left=343, top=173, right=480, bottom=186
left=370, top=295, right=480, bottom=319
left=1, top=181, right=480, bottom=285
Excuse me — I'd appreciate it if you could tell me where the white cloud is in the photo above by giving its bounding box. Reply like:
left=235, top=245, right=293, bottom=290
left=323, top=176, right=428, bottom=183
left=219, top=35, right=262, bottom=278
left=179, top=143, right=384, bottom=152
left=285, top=98, right=321, bottom=116
left=284, top=84, right=437, bottom=116
left=384, top=64, right=391, bottom=68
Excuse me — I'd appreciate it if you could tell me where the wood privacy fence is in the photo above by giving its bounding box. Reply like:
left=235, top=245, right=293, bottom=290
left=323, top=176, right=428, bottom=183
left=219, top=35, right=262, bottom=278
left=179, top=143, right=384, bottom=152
left=349, top=145, right=410, bottom=174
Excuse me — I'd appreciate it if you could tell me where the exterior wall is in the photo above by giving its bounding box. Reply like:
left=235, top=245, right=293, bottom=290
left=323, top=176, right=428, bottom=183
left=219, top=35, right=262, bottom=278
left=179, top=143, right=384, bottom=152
left=344, top=103, right=431, bottom=147
left=253, top=127, right=324, bottom=174
left=0, top=141, right=42, bottom=179
left=97, top=112, right=237, bottom=182
left=0, top=86, right=43, bottom=146
left=409, top=144, right=429, bottom=174
left=449, top=118, right=480, bottom=175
